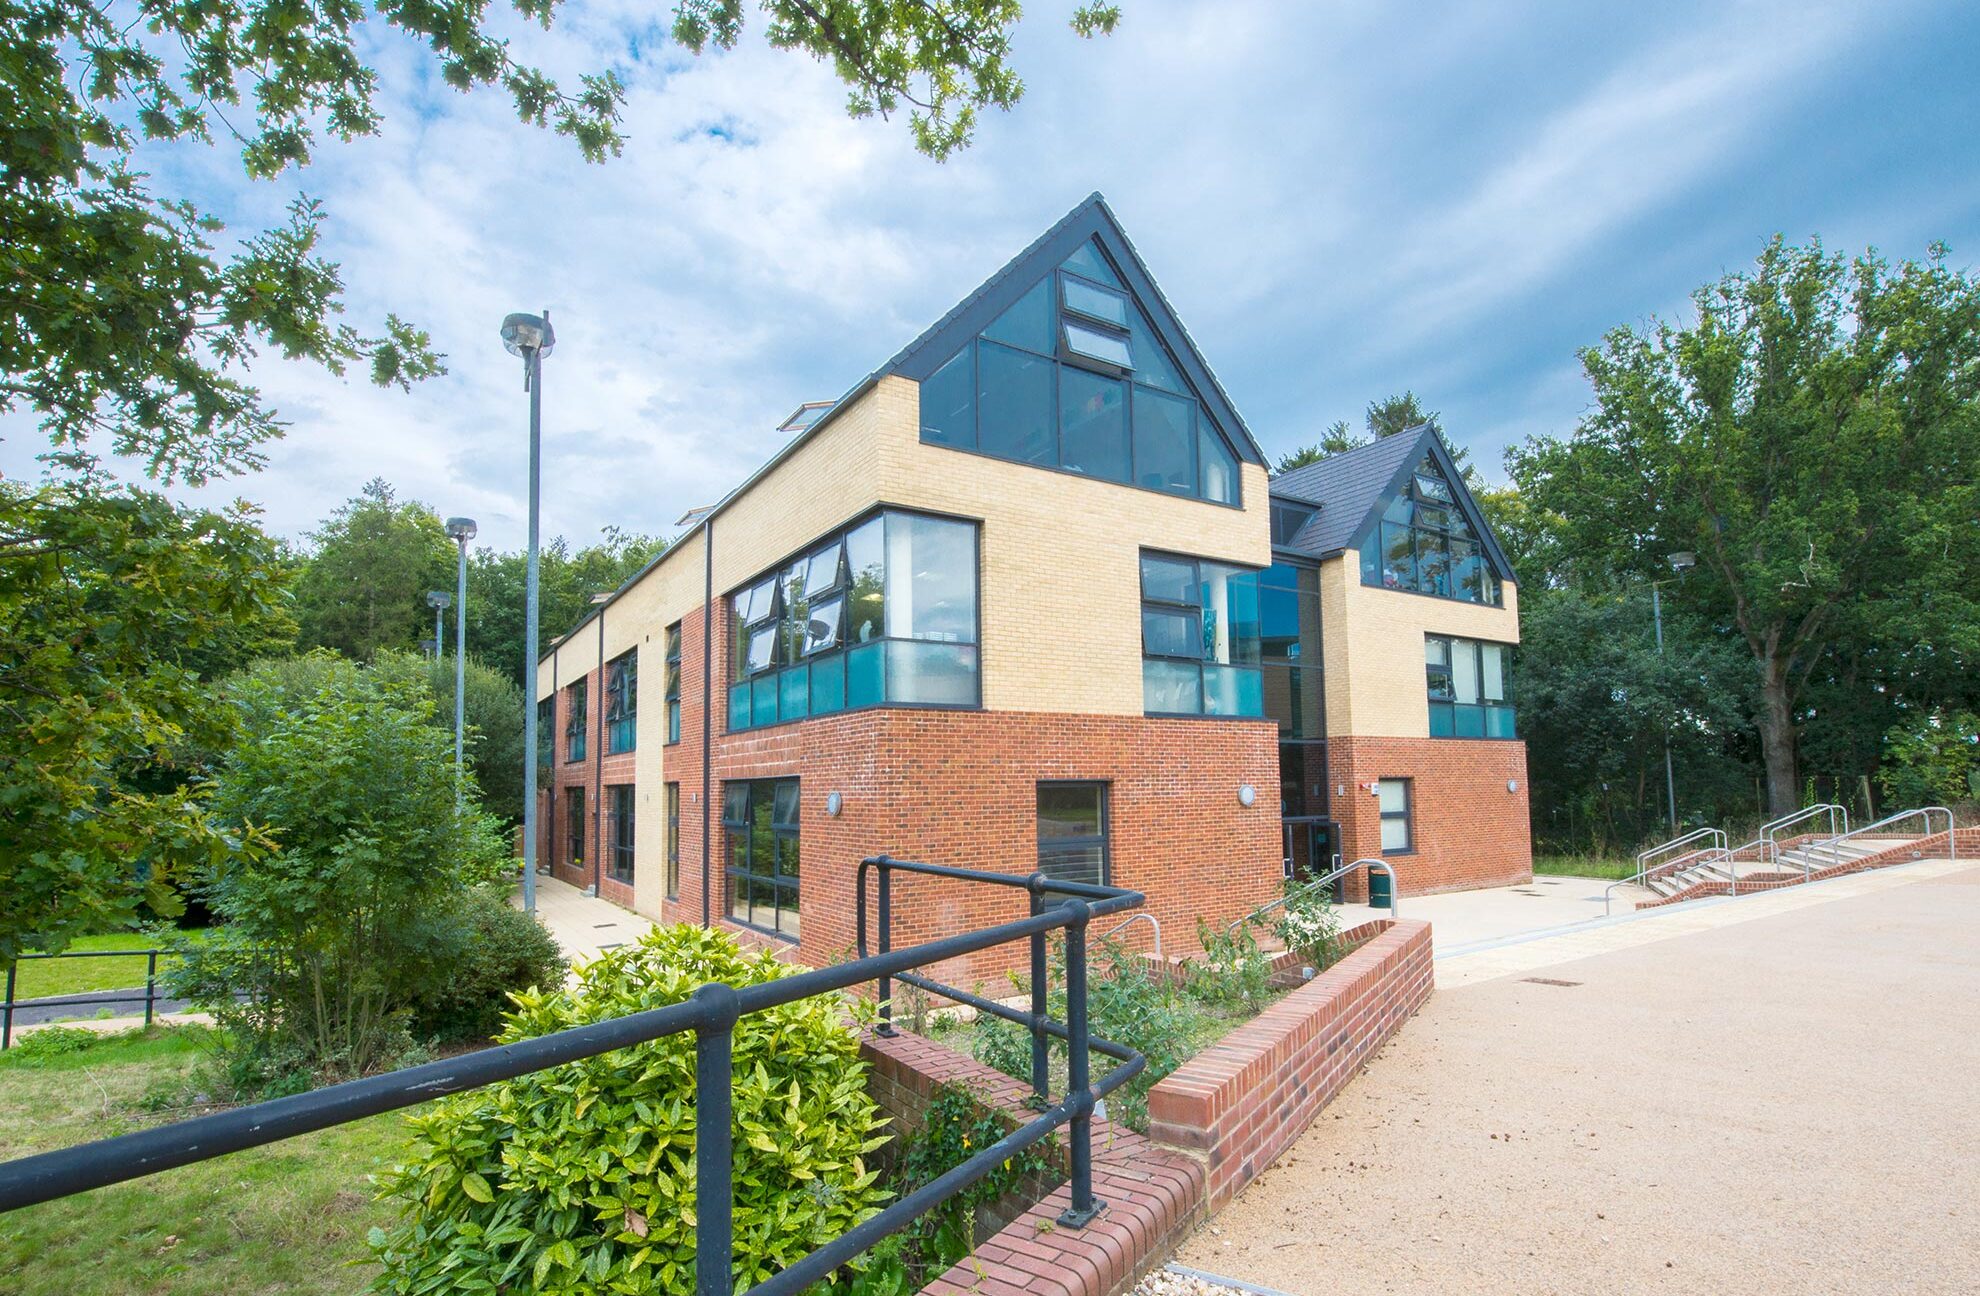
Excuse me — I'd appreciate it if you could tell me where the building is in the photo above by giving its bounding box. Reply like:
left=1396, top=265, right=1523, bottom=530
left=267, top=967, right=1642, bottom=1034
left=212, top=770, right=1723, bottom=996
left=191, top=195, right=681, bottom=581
left=533, top=194, right=1529, bottom=972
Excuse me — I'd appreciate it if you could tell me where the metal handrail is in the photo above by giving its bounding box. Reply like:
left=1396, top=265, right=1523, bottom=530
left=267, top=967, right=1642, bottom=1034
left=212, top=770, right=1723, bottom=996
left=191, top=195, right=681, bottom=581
left=1634, top=826, right=1728, bottom=877
left=1799, top=806, right=1956, bottom=870
left=2, top=855, right=1146, bottom=1296
left=1230, top=857, right=1400, bottom=936
left=1098, top=912, right=1162, bottom=963
left=1762, top=803, right=1848, bottom=869
left=1605, top=837, right=1757, bottom=915
left=3, top=949, right=166, bottom=1049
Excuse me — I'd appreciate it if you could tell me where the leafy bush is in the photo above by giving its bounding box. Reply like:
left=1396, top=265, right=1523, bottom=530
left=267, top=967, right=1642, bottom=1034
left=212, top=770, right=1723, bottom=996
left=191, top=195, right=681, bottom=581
left=172, top=653, right=515, bottom=1085
left=370, top=924, right=891, bottom=1295
left=1878, top=711, right=1980, bottom=811
left=400, top=885, right=566, bottom=1044
left=1272, top=879, right=1343, bottom=969
left=1186, top=919, right=1274, bottom=1011
left=4, top=1026, right=99, bottom=1063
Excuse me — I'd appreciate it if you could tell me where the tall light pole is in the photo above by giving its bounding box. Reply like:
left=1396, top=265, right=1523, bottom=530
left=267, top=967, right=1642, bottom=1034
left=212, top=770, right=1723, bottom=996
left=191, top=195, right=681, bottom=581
left=1654, top=551, right=1696, bottom=833
left=445, top=517, right=477, bottom=811
left=502, top=310, right=554, bottom=913
left=427, top=590, right=451, bottom=662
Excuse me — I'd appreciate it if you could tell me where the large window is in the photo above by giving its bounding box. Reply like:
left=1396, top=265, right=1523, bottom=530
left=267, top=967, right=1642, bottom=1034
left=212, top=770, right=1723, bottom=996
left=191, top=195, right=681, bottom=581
left=564, top=680, right=587, bottom=763
left=1358, top=455, right=1502, bottom=606
left=604, top=650, right=637, bottom=754
left=724, top=779, right=799, bottom=939
left=565, top=786, right=585, bottom=868
left=1426, top=635, right=1516, bottom=738
left=664, top=624, right=682, bottom=744
left=664, top=782, right=680, bottom=900
left=1140, top=552, right=1263, bottom=717
left=1037, top=782, right=1109, bottom=886
left=919, top=237, right=1242, bottom=506
left=1258, top=561, right=1327, bottom=816
left=606, top=784, right=635, bottom=884
left=727, top=510, right=979, bottom=732
left=1377, top=779, right=1412, bottom=854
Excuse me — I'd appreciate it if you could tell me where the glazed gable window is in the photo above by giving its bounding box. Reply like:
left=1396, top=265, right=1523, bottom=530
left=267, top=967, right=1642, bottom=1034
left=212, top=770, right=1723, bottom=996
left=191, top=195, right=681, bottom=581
left=1358, top=455, right=1502, bottom=606
left=727, top=509, right=979, bottom=732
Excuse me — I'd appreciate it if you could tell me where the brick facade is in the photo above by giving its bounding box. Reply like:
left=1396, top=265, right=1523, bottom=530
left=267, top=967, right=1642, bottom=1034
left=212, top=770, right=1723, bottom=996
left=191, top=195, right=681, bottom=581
left=1326, top=735, right=1532, bottom=897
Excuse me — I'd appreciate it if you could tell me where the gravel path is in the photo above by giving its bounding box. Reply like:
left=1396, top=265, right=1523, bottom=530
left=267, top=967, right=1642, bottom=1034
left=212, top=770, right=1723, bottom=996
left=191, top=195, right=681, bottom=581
left=1173, top=862, right=1980, bottom=1295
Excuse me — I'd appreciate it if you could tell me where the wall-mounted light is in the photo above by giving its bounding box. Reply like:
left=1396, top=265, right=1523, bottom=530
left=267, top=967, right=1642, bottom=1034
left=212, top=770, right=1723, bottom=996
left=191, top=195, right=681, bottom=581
left=1238, top=784, right=1257, bottom=808
left=826, top=791, right=844, bottom=817
left=1507, top=779, right=1519, bottom=794
left=1336, top=784, right=1347, bottom=799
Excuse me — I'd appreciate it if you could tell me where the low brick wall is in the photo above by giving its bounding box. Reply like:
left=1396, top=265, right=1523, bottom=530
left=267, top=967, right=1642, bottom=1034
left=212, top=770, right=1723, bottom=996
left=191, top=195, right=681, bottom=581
left=1143, top=918, right=1434, bottom=1210
left=1637, top=826, right=1976, bottom=909
left=862, top=1030, right=1206, bottom=1296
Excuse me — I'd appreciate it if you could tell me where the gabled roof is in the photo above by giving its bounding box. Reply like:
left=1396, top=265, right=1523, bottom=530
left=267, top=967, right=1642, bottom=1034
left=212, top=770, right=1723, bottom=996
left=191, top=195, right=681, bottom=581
left=883, top=192, right=1266, bottom=467
left=1268, top=425, right=1516, bottom=581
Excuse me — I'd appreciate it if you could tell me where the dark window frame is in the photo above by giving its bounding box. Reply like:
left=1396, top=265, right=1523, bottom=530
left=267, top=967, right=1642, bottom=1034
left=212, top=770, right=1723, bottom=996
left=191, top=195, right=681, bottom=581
left=664, top=624, right=683, bottom=745
left=1425, top=633, right=1517, bottom=740
left=565, top=785, right=586, bottom=868
left=664, top=781, right=681, bottom=900
left=726, top=506, right=983, bottom=733
left=1377, top=778, right=1413, bottom=855
left=1138, top=548, right=1265, bottom=720
left=606, top=783, right=635, bottom=884
left=535, top=697, right=555, bottom=773
left=1037, top=780, right=1111, bottom=887
left=1358, top=457, right=1503, bottom=607
left=604, top=649, right=637, bottom=755
left=563, top=680, right=587, bottom=763
left=722, top=777, right=800, bottom=941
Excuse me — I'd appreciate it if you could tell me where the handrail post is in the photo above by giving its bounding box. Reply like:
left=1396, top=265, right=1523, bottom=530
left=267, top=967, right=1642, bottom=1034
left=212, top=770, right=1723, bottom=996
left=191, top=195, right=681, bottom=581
left=1058, top=898, right=1101, bottom=1228
left=1027, top=874, right=1049, bottom=1108
left=2, top=962, right=13, bottom=1051
left=875, top=859, right=895, bottom=1038
left=693, top=983, right=739, bottom=1296
left=145, top=952, right=158, bottom=1030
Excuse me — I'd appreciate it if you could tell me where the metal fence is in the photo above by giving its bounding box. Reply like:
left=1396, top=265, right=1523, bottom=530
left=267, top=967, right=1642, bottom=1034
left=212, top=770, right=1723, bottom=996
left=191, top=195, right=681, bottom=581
left=3, top=949, right=167, bottom=1049
left=0, top=855, right=1145, bottom=1296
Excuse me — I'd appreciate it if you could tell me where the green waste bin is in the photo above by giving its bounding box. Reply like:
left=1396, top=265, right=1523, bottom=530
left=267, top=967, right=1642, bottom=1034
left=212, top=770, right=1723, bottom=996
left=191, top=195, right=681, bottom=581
left=1367, top=868, right=1393, bottom=910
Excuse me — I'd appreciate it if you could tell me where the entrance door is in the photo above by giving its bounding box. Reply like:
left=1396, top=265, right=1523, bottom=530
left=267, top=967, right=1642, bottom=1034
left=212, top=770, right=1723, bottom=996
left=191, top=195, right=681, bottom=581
left=1282, top=816, right=1340, bottom=886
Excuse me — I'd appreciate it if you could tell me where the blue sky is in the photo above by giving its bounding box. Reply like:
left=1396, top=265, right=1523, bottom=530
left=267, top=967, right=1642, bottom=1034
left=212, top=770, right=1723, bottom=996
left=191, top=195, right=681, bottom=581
left=6, top=0, right=1976, bottom=552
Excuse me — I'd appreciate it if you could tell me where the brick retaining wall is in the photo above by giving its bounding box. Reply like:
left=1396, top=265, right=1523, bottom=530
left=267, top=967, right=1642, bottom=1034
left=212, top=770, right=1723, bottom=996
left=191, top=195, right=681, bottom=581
left=1144, top=918, right=1434, bottom=1210
left=1637, top=826, right=1976, bottom=909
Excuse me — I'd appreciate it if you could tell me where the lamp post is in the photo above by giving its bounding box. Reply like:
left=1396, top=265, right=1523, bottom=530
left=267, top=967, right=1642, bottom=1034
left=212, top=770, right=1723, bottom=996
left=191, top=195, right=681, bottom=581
left=1653, top=551, right=1696, bottom=833
left=445, top=517, right=477, bottom=811
left=426, top=590, right=451, bottom=661
left=502, top=310, right=555, bottom=914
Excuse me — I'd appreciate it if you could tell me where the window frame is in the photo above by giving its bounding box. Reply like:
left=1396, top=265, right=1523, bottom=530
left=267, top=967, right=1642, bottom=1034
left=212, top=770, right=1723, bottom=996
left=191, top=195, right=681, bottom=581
left=1358, top=457, right=1503, bottom=606
left=664, top=782, right=681, bottom=899
left=565, top=785, right=586, bottom=868
left=1377, top=778, right=1413, bottom=855
left=664, top=624, right=683, bottom=745
left=604, top=649, right=637, bottom=755
left=726, top=506, right=983, bottom=733
left=606, top=783, right=635, bottom=884
left=563, top=679, right=587, bottom=763
left=722, top=777, right=800, bottom=941
left=1425, top=633, right=1517, bottom=740
left=1036, top=780, right=1111, bottom=887
left=1138, top=548, right=1265, bottom=720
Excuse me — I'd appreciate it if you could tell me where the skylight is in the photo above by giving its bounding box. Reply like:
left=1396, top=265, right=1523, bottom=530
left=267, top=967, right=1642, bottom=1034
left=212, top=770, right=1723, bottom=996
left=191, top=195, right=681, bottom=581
left=1063, top=320, right=1133, bottom=370
left=778, top=401, right=836, bottom=433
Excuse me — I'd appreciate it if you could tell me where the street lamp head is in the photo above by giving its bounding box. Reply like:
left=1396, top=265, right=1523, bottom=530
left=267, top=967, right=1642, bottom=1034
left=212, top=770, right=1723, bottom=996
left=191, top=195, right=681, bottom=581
left=445, top=516, right=478, bottom=543
left=427, top=590, right=452, bottom=610
left=500, top=311, right=555, bottom=358
left=1668, top=551, right=1697, bottom=573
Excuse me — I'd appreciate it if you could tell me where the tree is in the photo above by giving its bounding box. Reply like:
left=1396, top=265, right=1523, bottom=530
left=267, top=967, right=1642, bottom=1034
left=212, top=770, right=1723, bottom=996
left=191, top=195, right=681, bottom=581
left=293, top=479, right=455, bottom=659
left=1511, top=238, right=1980, bottom=815
left=1272, top=394, right=1473, bottom=478
left=412, top=651, right=528, bottom=822
left=0, top=479, right=289, bottom=964
left=3, top=0, right=1121, bottom=487
left=460, top=528, right=669, bottom=687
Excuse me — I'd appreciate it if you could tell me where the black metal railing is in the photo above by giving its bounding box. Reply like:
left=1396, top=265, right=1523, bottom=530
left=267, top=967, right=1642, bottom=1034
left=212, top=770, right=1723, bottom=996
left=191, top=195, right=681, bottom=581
left=0, top=856, right=1145, bottom=1296
left=3, top=949, right=167, bottom=1049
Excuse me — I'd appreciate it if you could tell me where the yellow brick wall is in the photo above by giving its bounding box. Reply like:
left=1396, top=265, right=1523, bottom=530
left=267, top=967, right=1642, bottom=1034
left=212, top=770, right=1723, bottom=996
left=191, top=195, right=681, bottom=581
left=1317, top=557, right=1522, bottom=738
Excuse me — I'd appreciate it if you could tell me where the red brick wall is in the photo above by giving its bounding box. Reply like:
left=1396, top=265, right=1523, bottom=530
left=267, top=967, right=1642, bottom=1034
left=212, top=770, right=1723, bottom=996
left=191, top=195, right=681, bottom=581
left=1327, top=736, right=1531, bottom=897
left=1146, top=918, right=1434, bottom=1209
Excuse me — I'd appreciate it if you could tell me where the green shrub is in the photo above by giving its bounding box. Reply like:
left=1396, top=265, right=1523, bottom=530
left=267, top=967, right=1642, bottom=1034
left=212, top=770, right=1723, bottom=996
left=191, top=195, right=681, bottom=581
left=401, top=885, right=566, bottom=1044
left=1878, top=711, right=1980, bottom=811
left=4, top=1026, right=100, bottom=1063
left=370, top=924, right=891, bottom=1295
left=1272, top=879, right=1343, bottom=969
left=1186, top=919, right=1273, bottom=1011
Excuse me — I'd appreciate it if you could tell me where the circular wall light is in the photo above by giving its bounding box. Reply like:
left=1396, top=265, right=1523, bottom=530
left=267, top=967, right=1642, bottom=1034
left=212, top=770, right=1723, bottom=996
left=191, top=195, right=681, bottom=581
left=1238, top=783, right=1257, bottom=808
left=1507, top=779, right=1519, bottom=794
left=825, top=791, right=844, bottom=817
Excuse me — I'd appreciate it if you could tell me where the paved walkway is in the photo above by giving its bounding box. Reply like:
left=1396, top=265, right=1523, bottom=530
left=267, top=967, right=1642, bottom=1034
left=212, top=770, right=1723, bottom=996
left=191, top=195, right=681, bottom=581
left=1334, top=874, right=1619, bottom=954
left=515, top=874, right=654, bottom=966
left=1175, top=856, right=1980, bottom=1295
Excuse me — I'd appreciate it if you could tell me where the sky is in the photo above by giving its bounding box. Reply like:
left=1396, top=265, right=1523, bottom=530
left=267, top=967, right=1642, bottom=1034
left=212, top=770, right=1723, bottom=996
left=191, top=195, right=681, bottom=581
left=7, top=0, right=1978, bottom=553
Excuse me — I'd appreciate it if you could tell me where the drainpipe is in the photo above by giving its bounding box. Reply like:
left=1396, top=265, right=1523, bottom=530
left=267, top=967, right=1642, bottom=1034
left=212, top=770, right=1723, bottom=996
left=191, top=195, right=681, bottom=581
left=701, top=520, right=715, bottom=928
left=548, top=654, right=558, bottom=879
left=593, top=603, right=605, bottom=895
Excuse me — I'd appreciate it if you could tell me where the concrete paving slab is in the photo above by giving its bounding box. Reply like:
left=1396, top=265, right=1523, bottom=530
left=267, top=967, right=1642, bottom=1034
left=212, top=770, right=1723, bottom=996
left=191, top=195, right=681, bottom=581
left=512, top=874, right=654, bottom=967
left=1333, top=874, right=1619, bottom=954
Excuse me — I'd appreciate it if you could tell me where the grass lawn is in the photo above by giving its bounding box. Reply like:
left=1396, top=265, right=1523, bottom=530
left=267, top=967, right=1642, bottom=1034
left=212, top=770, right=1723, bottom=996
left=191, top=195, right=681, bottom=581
left=1533, top=854, right=1639, bottom=881
left=12, top=933, right=201, bottom=1002
left=0, top=1026, right=407, bottom=1295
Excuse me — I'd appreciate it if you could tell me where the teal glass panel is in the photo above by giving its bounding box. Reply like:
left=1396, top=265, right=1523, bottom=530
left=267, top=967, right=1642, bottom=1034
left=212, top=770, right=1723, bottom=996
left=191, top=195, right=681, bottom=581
left=1202, top=664, right=1263, bottom=717
left=1486, top=705, right=1517, bottom=739
left=885, top=641, right=978, bottom=705
left=779, top=666, right=809, bottom=721
left=1060, top=368, right=1129, bottom=482
left=1133, top=386, right=1196, bottom=495
left=1143, top=659, right=1202, bottom=715
left=847, top=641, right=885, bottom=708
left=920, top=345, right=975, bottom=448
left=978, top=341, right=1057, bottom=465
left=751, top=675, right=777, bottom=726
left=1061, top=239, right=1122, bottom=287
left=728, top=682, right=750, bottom=731
left=1455, top=705, right=1486, bottom=738
left=1199, top=423, right=1239, bottom=504
left=983, top=278, right=1053, bottom=355
left=1429, top=701, right=1456, bottom=737
left=810, top=654, right=846, bottom=714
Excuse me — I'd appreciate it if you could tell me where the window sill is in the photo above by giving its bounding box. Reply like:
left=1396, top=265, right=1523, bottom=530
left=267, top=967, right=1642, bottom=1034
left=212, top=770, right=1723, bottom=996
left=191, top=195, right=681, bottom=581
left=727, top=698, right=983, bottom=736
left=1358, top=578, right=1506, bottom=610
